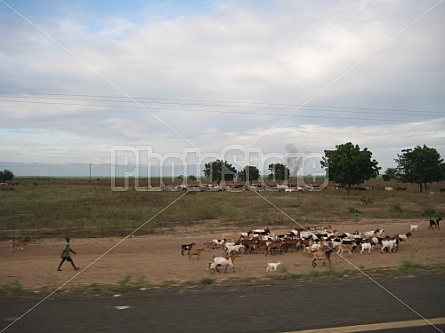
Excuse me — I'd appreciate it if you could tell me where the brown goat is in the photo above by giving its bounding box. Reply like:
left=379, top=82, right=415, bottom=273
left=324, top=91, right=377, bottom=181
left=188, top=248, right=205, bottom=260
left=202, top=242, right=213, bottom=251
left=337, top=243, right=356, bottom=256
left=265, top=241, right=285, bottom=256
left=312, top=248, right=333, bottom=267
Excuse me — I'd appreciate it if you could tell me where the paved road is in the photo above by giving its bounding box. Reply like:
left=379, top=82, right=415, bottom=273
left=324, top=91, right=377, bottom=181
left=1, top=271, right=445, bottom=333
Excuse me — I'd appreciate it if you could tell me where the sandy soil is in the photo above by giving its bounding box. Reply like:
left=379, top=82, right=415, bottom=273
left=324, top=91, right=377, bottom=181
left=1, top=219, right=444, bottom=290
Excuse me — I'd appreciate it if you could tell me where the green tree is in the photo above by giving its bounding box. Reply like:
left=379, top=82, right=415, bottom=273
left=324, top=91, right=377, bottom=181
left=395, top=145, right=444, bottom=192
left=203, top=160, right=237, bottom=185
left=238, top=165, right=260, bottom=185
left=267, top=163, right=290, bottom=184
left=321, top=142, right=380, bottom=194
left=382, top=168, right=397, bottom=181
left=0, top=169, right=14, bottom=183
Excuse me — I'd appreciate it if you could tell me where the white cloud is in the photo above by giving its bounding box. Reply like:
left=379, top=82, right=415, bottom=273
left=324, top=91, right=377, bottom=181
left=0, top=0, right=444, bottom=173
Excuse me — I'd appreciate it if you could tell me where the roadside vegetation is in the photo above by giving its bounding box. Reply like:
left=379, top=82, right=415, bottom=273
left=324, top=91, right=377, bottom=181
left=3, top=259, right=444, bottom=295
left=1, top=177, right=444, bottom=239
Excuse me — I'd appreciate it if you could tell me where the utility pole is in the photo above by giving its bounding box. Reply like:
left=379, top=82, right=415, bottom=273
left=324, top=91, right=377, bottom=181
left=89, top=164, right=92, bottom=182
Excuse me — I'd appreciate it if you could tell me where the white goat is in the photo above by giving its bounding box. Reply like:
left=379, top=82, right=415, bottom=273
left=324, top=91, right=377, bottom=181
left=224, top=244, right=244, bottom=255
left=410, top=224, right=419, bottom=232
left=359, top=242, right=374, bottom=255
left=364, top=230, right=376, bottom=238
left=374, top=229, right=385, bottom=238
left=266, top=262, right=282, bottom=272
left=380, top=238, right=398, bottom=253
left=212, top=239, right=225, bottom=249
left=397, top=232, right=412, bottom=245
left=208, top=253, right=240, bottom=274
left=222, top=241, right=235, bottom=250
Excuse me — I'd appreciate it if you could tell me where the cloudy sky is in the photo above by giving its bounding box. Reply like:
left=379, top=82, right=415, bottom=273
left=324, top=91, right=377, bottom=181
left=1, top=0, right=444, bottom=176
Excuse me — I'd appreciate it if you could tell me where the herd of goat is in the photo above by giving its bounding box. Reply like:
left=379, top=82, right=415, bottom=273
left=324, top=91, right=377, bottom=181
left=181, top=217, right=442, bottom=274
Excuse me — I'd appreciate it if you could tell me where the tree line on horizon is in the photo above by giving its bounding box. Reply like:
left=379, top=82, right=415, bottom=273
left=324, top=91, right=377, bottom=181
left=2, top=143, right=444, bottom=193
left=202, top=143, right=444, bottom=193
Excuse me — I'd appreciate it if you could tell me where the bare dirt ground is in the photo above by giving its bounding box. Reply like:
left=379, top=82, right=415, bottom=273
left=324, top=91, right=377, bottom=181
left=1, top=219, right=444, bottom=291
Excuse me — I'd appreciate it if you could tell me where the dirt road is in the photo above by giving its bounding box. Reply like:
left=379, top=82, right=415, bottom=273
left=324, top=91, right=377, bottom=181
left=1, top=219, right=444, bottom=290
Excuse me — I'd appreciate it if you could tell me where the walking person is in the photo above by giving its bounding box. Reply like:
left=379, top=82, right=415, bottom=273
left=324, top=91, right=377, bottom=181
left=57, top=236, right=79, bottom=271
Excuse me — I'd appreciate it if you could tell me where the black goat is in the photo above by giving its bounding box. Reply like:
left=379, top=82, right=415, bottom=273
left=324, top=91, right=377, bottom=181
left=181, top=242, right=196, bottom=255
left=428, top=218, right=442, bottom=230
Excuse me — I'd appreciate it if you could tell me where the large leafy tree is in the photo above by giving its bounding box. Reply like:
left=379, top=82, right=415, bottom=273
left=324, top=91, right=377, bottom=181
left=395, top=145, right=444, bottom=192
left=0, top=169, right=14, bottom=183
left=203, top=160, right=237, bottom=185
left=321, top=142, right=380, bottom=193
left=267, top=163, right=290, bottom=183
left=238, top=165, right=260, bottom=185
left=382, top=168, right=397, bottom=181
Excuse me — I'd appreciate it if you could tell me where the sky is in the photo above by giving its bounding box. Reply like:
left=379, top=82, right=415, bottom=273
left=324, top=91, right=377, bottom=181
left=0, top=0, right=444, bottom=177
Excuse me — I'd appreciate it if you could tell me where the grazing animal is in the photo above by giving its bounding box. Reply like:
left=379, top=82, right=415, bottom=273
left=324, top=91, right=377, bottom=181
left=188, top=248, right=205, bottom=260
left=265, top=241, right=285, bottom=256
left=224, top=244, right=244, bottom=255
left=397, top=232, right=412, bottom=244
left=364, top=228, right=385, bottom=238
left=428, top=218, right=442, bottom=230
left=208, top=253, right=240, bottom=273
left=202, top=242, right=213, bottom=251
left=337, top=243, right=355, bottom=256
left=410, top=224, right=419, bottom=232
left=221, top=232, right=241, bottom=242
left=380, top=238, right=399, bottom=253
left=9, top=240, right=26, bottom=251
left=181, top=242, right=196, bottom=255
left=384, top=187, right=394, bottom=192
left=266, top=262, right=282, bottom=272
left=359, top=242, right=374, bottom=255
left=312, top=247, right=333, bottom=267
left=374, top=229, right=385, bottom=238
left=212, top=239, right=225, bottom=249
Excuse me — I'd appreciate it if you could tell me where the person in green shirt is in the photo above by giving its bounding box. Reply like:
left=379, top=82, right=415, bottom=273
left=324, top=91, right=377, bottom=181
left=57, top=236, right=79, bottom=271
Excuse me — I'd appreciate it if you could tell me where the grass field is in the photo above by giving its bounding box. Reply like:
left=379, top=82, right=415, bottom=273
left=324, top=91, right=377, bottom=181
left=1, top=177, right=444, bottom=240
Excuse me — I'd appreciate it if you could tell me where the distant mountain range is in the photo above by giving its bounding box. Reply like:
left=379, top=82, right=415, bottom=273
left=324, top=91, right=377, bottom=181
left=0, top=162, right=181, bottom=178
left=1, top=161, right=327, bottom=178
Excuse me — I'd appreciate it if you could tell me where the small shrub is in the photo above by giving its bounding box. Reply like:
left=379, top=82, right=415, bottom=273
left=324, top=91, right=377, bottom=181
left=38, top=286, right=49, bottom=294
left=308, top=269, right=343, bottom=278
left=199, top=278, right=215, bottom=285
left=392, top=204, right=402, bottom=213
left=397, top=259, right=429, bottom=273
left=89, top=283, right=106, bottom=293
left=278, top=264, right=288, bottom=273
left=279, top=271, right=303, bottom=280
left=2, top=280, right=24, bottom=293
left=348, top=207, right=360, bottom=215
left=422, top=208, right=437, bottom=217
left=112, top=275, right=132, bottom=293
left=361, top=196, right=374, bottom=206
left=136, top=276, right=152, bottom=289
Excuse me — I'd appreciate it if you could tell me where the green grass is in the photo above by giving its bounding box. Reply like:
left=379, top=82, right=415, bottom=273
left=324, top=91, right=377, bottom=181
left=3, top=263, right=445, bottom=295
left=136, top=276, right=152, bottom=289
left=111, top=275, right=132, bottom=293
left=2, top=280, right=24, bottom=294
left=308, top=269, right=344, bottom=278
left=199, top=277, right=216, bottom=285
left=396, top=259, right=430, bottom=273
left=0, top=177, right=444, bottom=238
